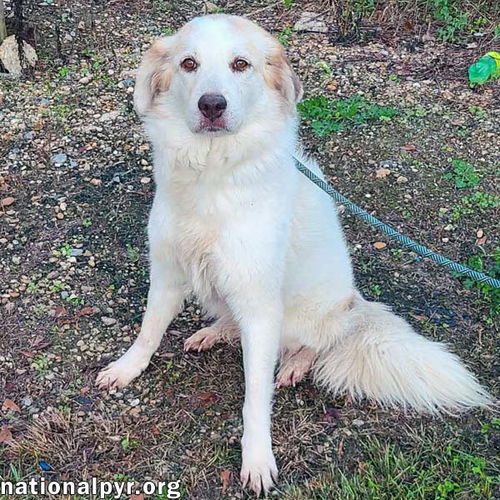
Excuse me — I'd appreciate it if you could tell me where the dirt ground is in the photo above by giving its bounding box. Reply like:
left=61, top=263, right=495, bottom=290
left=0, top=1, right=498, bottom=499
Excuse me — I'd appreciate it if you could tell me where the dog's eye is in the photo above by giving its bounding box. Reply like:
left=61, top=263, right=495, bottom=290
left=232, top=58, right=250, bottom=72
left=181, top=57, right=197, bottom=72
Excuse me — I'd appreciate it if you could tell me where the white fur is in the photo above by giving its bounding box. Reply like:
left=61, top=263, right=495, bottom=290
left=96, top=14, right=491, bottom=495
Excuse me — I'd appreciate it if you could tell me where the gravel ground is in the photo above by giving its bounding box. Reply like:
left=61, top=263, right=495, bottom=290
left=0, top=1, right=498, bottom=499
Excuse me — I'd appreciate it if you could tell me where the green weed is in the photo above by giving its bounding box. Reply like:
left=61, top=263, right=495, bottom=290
left=49, top=280, right=65, bottom=294
left=121, top=433, right=140, bottom=452
left=444, top=159, right=479, bottom=188
left=59, top=243, right=72, bottom=257
left=126, top=244, right=139, bottom=263
left=451, top=191, right=499, bottom=220
left=461, top=249, right=499, bottom=323
left=298, top=95, right=397, bottom=137
left=469, top=105, right=488, bottom=120
left=432, top=0, right=471, bottom=42
left=57, top=66, right=71, bottom=78
left=276, top=26, right=294, bottom=46
left=160, top=26, right=175, bottom=36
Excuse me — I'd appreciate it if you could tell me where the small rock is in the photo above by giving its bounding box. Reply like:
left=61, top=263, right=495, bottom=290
left=294, top=12, right=328, bottom=33
left=79, top=76, right=91, bottom=84
left=205, top=2, right=221, bottom=14
left=380, top=159, right=398, bottom=169
left=99, top=110, right=120, bottom=122
left=352, top=419, right=365, bottom=427
left=396, top=175, right=408, bottom=183
left=101, top=316, right=117, bottom=326
left=70, top=249, right=84, bottom=257
left=23, top=131, right=34, bottom=140
left=22, top=397, right=33, bottom=407
left=52, top=153, right=67, bottom=165
left=140, top=176, right=151, bottom=184
left=375, top=167, right=391, bottom=179
left=0, top=35, right=38, bottom=76
left=130, top=398, right=140, bottom=407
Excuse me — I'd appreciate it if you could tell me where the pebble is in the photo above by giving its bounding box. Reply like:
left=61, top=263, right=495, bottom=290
left=396, top=175, right=408, bottom=183
left=101, top=316, right=117, bottom=326
left=70, top=248, right=84, bottom=257
left=99, top=110, right=120, bottom=122
left=52, top=153, right=67, bottom=164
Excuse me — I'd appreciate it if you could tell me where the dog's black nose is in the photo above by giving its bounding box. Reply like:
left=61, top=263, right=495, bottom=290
left=198, top=94, right=227, bottom=120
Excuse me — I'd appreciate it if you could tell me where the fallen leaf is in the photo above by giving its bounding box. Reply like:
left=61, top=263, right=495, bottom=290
left=130, top=494, right=144, bottom=500
left=192, top=392, right=218, bottom=407
left=77, top=306, right=95, bottom=317
left=220, top=469, right=232, bottom=493
left=375, top=167, right=391, bottom=179
left=476, top=236, right=487, bottom=245
left=373, top=242, right=387, bottom=250
left=54, top=305, right=67, bottom=317
left=2, top=399, right=21, bottom=413
left=401, top=144, right=416, bottom=151
left=0, top=425, right=13, bottom=443
left=151, top=425, right=161, bottom=435
left=326, top=80, right=338, bottom=91
left=1, top=197, right=16, bottom=208
left=19, top=350, right=36, bottom=358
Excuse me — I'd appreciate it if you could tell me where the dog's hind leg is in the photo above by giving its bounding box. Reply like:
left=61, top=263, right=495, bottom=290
left=276, top=341, right=317, bottom=388
left=184, top=315, right=240, bottom=352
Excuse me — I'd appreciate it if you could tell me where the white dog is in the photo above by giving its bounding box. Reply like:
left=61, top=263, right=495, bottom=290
left=97, top=14, right=490, bottom=495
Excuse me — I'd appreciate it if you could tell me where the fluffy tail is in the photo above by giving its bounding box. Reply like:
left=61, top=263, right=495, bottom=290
left=313, top=295, right=491, bottom=413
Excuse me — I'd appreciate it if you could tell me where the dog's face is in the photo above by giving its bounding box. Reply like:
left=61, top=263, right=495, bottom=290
left=134, top=15, right=303, bottom=135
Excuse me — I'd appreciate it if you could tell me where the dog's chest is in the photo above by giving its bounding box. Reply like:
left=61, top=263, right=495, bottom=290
left=169, top=178, right=231, bottom=299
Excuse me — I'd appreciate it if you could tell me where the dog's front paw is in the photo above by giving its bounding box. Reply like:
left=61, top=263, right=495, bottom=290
left=96, top=350, right=149, bottom=389
left=240, top=446, right=278, bottom=496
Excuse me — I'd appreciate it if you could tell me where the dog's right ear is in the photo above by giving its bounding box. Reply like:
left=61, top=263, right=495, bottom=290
left=134, top=37, right=173, bottom=116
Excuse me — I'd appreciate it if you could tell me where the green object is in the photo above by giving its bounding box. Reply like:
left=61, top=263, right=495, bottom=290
left=468, top=51, right=500, bottom=87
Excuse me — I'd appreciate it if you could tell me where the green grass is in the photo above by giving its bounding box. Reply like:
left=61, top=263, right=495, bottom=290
left=298, top=95, right=397, bottom=137
left=444, top=159, right=480, bottom=188
left=281, top=437, right=498, bottom=499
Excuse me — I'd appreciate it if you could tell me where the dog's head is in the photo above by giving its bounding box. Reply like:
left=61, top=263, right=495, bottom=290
left=134, top=15, right=303, bottom=135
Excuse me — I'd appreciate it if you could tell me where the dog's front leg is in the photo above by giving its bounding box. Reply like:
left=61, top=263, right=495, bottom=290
left=239, top=304, right=281, bottom=495
left=96, top=252, right=185, bottom=389
left=219, top=242, right=284, bottom=495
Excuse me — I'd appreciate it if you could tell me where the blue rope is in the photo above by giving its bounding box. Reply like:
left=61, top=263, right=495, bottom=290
left=294, top=157, right=500, bottom=289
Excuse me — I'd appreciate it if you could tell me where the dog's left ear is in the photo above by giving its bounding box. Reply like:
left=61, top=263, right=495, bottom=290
left=263, top=42, right=303, bottom=112
left=134, top=37, right=174, bottom=116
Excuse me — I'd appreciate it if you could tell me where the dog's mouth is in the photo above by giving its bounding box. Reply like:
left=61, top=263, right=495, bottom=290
left=197, top=117, right=229, bottom=133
